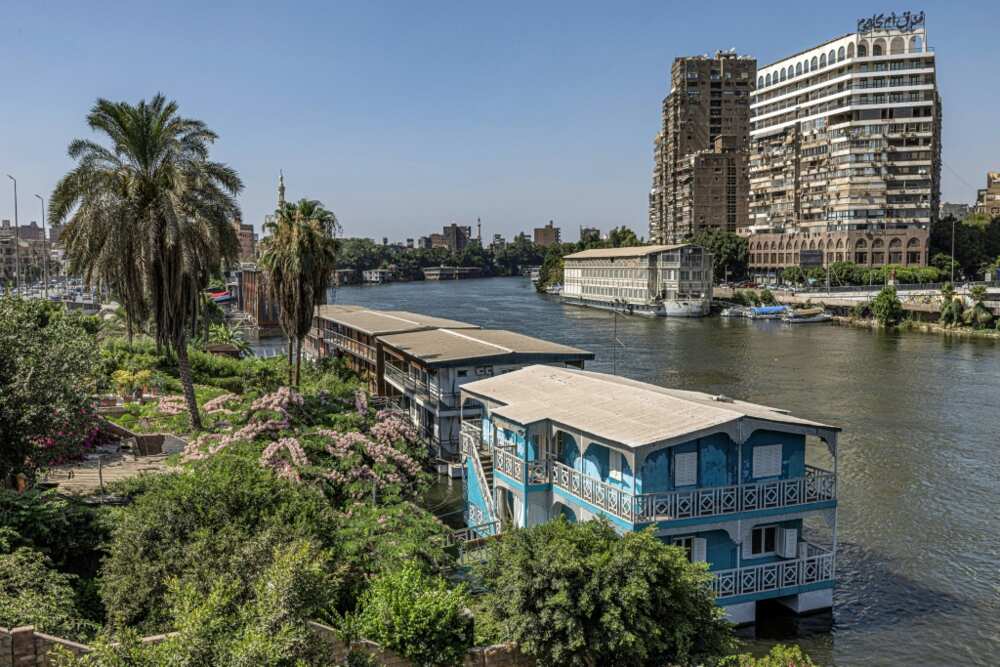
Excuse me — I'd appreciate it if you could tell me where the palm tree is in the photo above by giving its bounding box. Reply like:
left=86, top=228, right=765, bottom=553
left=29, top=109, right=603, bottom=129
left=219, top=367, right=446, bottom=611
left=50, top=95, right=241, bottom=429
left=259, top=197, right=338, bottom=386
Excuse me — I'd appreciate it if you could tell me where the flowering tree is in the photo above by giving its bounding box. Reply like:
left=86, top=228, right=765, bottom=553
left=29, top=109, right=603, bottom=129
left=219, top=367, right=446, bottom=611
left=0, top=298, right=100, bottom=484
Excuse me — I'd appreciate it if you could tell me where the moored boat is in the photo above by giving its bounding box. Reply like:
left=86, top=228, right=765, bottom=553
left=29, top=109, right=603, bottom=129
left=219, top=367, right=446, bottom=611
left=783, top=306, right=832, bottom=323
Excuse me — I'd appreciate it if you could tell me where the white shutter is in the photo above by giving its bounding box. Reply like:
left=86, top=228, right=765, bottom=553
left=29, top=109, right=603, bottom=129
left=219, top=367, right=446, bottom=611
left=674, top=452, right=698, bottom=487
left=752, top=444, right=783, bottom=479
left=609, top=451, right=622, bottom=481
left=779, top=528, right=798, bottom=558
left=692, top=537, right=707, bottom=563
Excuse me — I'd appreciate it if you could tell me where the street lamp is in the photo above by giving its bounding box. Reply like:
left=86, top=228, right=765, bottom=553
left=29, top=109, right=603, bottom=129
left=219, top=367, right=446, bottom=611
left=35, top=194, right=50, bottom=299
left=950, top=216, right=956, bottom=285
left=6, top=175, right=20, bottom=292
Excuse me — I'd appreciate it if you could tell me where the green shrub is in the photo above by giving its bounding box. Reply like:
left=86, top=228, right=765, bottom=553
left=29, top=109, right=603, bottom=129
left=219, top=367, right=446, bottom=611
left=351, top=562, right=472, bottom=667
left=720, top=643, right=816, bottom=666
left=473, top=519, right=732, bottom=667
left=0, top=545, right=99, bottom=641
left=871, top=286, right=903, bottom=327
left=759, top=288, right=777, bottom=306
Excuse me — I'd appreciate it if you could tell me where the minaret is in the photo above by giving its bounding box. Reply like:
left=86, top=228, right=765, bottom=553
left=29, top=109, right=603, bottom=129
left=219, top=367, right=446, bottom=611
left=277, top=170, right=286, bottom=210
left=477, top=217, right=482, bottom=241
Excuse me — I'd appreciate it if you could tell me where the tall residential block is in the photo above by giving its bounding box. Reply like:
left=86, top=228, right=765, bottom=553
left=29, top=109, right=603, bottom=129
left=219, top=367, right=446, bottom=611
left=534, top=220, right=561, bottom=247
left=648, top=51, right=756, bottom=244
left=975, top=172, right=1000, bottom=219
left=746, top=13, right=940, bottom=277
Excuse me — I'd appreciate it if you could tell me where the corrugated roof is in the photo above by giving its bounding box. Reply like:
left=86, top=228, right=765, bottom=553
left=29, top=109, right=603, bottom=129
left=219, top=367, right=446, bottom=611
left=563, top=244, right=691, bottom=260
left=379, top=329, right=594, bottom=366
left=314, top=305, right=478, bottom=336
left=461, top=365, right=837, bottom=448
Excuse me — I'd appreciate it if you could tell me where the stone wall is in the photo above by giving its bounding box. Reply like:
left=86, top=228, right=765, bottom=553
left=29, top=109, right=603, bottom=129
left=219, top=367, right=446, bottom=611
left=1, top=624, right=532, bottom=667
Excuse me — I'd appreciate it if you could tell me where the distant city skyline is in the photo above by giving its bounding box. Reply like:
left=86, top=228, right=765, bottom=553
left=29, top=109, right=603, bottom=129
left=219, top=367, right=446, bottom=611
left=2, top=1, right=998, bottom=241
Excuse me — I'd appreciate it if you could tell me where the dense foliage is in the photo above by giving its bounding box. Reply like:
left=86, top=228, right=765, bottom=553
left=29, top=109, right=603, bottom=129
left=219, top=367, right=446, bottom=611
left=690, top=230, right=749, bottom=282
left=781, top=262, right=941, bottom=287
left=0, top=297, right=101, bottom=482
left=350, top=562, right=473, bottom=667
left=720, top=644, right=816, bottom=666
left=473, top=518, right=732, bottom=666
left=871, top=286, right=904, bottom=327
left=929, top=214, right=1000, bottom=279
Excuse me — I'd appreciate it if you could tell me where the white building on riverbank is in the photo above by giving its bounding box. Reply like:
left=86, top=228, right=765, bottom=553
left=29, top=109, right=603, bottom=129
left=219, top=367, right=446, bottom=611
left=561, top=244, right=713, bottom=317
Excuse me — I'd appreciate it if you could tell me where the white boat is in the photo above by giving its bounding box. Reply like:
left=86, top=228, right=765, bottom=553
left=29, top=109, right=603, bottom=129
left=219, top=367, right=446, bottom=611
left=782, top=306, right=832, bottom=323
left=545, top=284, right=563, bottom=295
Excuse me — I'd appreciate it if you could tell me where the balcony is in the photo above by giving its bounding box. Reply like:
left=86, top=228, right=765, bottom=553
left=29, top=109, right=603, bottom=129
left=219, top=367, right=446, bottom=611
left=385, top=364, right=458, bottom=408
left=325, top=331, right=376, bottom=363
left=550, top=460, right=835, bottom=525
left=711, top=543, right=834, bottom=600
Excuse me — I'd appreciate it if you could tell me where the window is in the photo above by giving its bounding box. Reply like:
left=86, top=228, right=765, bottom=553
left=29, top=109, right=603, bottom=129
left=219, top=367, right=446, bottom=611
left=673, top=451, right=697, bottom=486
left=457, top=370, right=468, bottom=377
left=751, top=525, right=778, bottom=556
left=609, top=450, right=622, bottom=481
left=672, top=536, right=707, bottom=562
left=752, top=444, right=782, bottom=478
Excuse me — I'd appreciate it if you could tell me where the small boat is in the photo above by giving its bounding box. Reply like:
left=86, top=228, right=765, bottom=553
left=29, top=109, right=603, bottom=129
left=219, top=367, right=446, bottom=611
left=720, top=306, right=748, bottom=318
left=545, top=284, right=563, bottom=295
left=748, top=305, right=787, bottom=320
left=782, top=306, right=832, bottom=323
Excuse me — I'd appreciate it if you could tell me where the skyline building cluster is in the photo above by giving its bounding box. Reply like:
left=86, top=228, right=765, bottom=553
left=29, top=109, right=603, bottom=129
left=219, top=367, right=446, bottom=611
left=648, top=13, right=948, bottom=278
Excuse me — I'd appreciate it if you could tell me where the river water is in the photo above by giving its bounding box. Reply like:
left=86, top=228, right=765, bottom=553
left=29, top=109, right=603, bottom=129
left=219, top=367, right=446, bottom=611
left=327, top=277, right=1000, bottom=666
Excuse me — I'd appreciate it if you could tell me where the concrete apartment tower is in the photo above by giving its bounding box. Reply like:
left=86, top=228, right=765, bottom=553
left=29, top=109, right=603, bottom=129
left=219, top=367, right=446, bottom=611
left=648, top=50, right=756, bottom=244
left=745, top=13, right=941, bottom=279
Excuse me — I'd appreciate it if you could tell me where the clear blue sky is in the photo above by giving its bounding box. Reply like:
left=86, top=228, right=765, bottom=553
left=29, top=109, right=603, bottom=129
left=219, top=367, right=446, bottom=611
left=1, top=1, right=997, bottom=242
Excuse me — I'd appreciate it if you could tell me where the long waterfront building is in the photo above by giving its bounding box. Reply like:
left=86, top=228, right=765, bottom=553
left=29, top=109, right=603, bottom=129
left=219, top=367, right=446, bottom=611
left=649, top=51, right=756, bottom=244
left=459, top=365, right=840, bottom=625
left=562, top=244, right=713, bottom=317
left=746, top=14, right=940, bottom=279
left=304, top=305, right=593, bottom=458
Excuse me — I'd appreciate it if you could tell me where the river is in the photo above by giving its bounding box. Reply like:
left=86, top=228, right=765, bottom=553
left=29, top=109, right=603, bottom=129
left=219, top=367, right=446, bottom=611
left=321, top=277, right=999, bottom=666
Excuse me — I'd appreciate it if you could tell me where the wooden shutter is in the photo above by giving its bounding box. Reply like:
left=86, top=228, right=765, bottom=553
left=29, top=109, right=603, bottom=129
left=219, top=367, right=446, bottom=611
left=674, top=451, right=698, bottom=487
left=692, top=537, right=708, bottom=563
left=609, top=450, right=622, bottom=481
left=752, top=444, right=783, bottom=478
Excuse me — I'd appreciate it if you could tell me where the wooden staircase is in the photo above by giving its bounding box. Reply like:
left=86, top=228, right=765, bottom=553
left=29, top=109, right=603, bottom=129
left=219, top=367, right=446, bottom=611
left=478, top=447, right=495, bottom=489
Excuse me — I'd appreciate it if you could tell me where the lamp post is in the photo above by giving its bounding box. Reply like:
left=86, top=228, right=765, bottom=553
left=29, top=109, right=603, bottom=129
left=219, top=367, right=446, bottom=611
left=6, top=175, right=20, bottom=292
left=950, top=216, right=956, bottom=285
left=35, top=194, right=50, bottom=299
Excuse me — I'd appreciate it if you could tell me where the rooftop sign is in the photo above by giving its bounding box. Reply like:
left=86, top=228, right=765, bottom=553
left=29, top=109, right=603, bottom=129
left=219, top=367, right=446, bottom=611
left=857, top=11, right=925, bottom=35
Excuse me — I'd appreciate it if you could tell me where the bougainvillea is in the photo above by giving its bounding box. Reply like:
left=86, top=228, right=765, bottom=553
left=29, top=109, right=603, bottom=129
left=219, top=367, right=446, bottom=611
left=157, top=395, right=187, bottom=416
left=202, top=393, right=238, bottom=414
left=260, top=437, right=310, bottom=481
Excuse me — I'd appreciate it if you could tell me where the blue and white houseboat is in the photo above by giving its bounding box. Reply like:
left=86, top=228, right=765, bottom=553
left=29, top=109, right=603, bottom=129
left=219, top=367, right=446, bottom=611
left=459, top=365, right=839, bottom=625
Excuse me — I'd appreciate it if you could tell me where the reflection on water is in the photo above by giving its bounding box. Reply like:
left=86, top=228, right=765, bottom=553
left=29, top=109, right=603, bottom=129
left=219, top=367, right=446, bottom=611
left=331, top=278, right=1000, bottom=666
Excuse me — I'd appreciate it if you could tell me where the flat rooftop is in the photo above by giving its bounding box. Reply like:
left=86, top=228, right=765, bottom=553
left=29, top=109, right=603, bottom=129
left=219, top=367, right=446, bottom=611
left=315, top=304, right=478, bottom=336
left=379, top=329, right=594, bottom=367
left=461, top=366, right=837, bottom=449
left=564, top=244, right=690, bottom=260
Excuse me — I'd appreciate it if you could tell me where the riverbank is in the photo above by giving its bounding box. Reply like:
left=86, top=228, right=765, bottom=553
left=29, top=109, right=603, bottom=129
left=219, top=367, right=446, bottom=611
left=833, top=315, right=1000, bottom=339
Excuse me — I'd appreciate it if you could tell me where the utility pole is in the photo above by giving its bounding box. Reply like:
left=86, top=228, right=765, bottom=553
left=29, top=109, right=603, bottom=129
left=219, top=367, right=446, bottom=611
left=7, top=175, right=20, bottom=292
left=35, top=194, right=49, bottom=299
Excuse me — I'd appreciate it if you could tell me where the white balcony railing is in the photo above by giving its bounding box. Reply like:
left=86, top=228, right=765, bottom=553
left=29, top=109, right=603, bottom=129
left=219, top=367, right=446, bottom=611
left=711, top=543, right=834, bottom=599
left=551, top=460, right=835, bottom=524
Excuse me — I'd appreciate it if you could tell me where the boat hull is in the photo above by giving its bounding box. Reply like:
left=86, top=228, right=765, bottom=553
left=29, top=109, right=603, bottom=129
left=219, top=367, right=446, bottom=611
left=559, top=295, right=710, bottom=318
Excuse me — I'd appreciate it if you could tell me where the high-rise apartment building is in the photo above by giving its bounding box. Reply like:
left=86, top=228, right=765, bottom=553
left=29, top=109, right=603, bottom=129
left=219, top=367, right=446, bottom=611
left=232, top=218, right=258, bottom=263
left=975, top=172, right=1000, bottom=219
left=648, top=51, right=756, bottom=244
left=534, top=220, right=561, bottom=247
left=746, top=13, right=940, bottom=277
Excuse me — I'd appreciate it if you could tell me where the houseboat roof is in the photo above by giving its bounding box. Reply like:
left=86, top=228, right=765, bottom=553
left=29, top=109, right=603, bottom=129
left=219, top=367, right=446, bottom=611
left=378, top=328, right=594, bottom=367
left=563, top=244, right=691, bottom=260
left=314, top=305, right=479, bottom=336
left=460, top=365, right=838, bottom=448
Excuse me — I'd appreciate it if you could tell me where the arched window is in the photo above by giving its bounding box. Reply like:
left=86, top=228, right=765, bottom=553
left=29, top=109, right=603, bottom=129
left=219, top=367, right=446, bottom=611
left=780, top=69, right=786, bottom=82
left=811, top=56, right=818, bottom=69
left=820, top=53, right=827, bottom=67
left=803, top=60, right=809, bottom=73
left=872, top=38, right=886, bottom=56
left=796, top=62, right=803, bottom=76
left=906, top=238, right=920, bottom=248
left=836, top=239, right=844, bottom=249
left=765, top=73, right=771, bottom=86
left=826, top=238, right=834, bottom=249
left=838, top=46, right=846, bottom=61
left=911, top=35, right=923, bottom=53
left=847, top=43, right=855, bottom=58
left=858, top=43, right=867, bottom=57
left=872, top=238, right=884, bottom=249
left=855, top=239, right=867, bottom=249
left=809, top=240, right=816, bottom=250
left=890, top=37, right=905, bottom=54
left=758, top=76, right=764, bottom=88
left=828, top=49, right=836, bottom=64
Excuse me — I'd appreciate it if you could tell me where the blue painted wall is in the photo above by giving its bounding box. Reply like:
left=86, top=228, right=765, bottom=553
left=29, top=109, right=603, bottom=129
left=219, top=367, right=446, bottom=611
left=582, top=442, right=609, bottom=479
left=465, top=455, right=490, bottom=528
left=741, top=430, right=805, bottom=483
